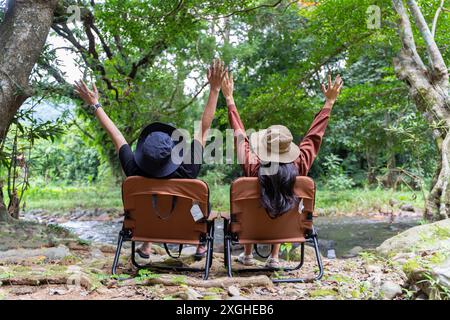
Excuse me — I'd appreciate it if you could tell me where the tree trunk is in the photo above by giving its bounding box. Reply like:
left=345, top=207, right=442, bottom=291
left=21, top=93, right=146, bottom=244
left=0, top=184, right=8, bottom=222
left=394, top=53, right=450, bottom=220
left=392, top=0, right=449, bottom=221
left=0, top=0, right=58, bottom=221
left=425, top=128, right=450, bottom=220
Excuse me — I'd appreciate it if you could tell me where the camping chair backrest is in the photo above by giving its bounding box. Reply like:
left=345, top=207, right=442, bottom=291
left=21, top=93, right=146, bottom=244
left=230, top=176, right=316, bottom=244
left=122, top=177, right=210, bottom=245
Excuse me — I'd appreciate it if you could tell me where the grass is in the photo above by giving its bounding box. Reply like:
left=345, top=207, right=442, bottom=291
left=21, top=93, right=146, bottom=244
left=22, top=183, right=122, bottom=212
left=316, top=188, right=424, bottom=215
left=10, top=182, right=425, bottom=215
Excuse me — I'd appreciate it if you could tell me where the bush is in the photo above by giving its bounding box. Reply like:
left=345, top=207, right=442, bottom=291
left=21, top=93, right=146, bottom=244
left=322, top=154, right=355, bottom=190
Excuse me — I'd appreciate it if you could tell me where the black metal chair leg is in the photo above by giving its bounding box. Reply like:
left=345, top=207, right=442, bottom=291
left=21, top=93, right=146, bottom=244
left=209, top=222, right=215, bottom=269
left=131, top=241, right=148, bottom=269
left=208, top=240, right=214, bottom=270
left=112, top=232, right=124, bottom=275
left=203, top=238, right=213, bottom=280
left=272, top=237, right=323, bottom=283
left=224, top=238, right=229, bottom=268
left=226, top=238, right=233, bottom=277
left=312, top=234, right=324, bottom=280
left=223, top=219, right=229, bottom=268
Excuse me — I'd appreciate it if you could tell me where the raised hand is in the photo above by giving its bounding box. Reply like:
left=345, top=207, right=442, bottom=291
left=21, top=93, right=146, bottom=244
left=74, top=80, right=99, bottom=105
left=221, top=68, right=234, bottom=99
left=207, top=58, right=226, bottom=92
left=321, top=74, right=343, bottom=103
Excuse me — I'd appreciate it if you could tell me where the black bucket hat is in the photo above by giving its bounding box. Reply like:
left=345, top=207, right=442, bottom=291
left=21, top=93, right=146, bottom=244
left=134, top=122, right=183, bottom=178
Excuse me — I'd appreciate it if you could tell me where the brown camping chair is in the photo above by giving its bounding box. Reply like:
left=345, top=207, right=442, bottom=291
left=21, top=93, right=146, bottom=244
left=112, top=177, right=214, bottom=280
left=223, top=176, right=323, bottom=283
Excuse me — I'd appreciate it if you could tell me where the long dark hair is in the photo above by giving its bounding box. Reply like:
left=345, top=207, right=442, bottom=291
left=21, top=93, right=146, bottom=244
left=258, top=162, right=298, bottom=218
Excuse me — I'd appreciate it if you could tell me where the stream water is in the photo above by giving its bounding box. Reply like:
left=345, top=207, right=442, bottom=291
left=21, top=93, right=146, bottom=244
left=56, top=215, right=420, bottom=258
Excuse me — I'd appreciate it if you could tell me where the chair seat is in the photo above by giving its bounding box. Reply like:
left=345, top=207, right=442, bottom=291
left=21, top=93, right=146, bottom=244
left=224, top=176, right=323, bottom=282
left=112, top=177, right=215, bottom=280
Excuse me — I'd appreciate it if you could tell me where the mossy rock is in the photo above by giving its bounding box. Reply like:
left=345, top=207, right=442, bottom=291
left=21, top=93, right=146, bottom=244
left=377, top=219, right=450, bottom=299
left=376, top=219, right=450, bottom=257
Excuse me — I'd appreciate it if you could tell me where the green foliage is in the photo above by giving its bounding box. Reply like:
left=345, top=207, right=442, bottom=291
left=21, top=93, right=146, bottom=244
left=31, top=130, right=102, bottom=184
left=135, top=269, right=159, bottom=284
left=3, top=0, right=448, bottom=217
left=322, top=154, right=355, bottom=190
left=280, top=243, right=293, bottom=261
left=418, top=272, right=450, bottom=300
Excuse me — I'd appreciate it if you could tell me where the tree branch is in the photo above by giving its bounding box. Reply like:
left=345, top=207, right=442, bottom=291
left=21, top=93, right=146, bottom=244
left=163, top=0, right=184, bottom=19
left=406, top=0, right=448, bottom=78
left=175, top=81, right=209, bottom=114
left=90, top=21, right=113, bottom=60
left=431, top=0, right=445, bottom=38
left=128, top=40, right=167, bottom=79
left=391, top=0, right=427, bottom=71
left=52, top=22, right=120, bottom=100
left=218, top=0, right=283, bottom=19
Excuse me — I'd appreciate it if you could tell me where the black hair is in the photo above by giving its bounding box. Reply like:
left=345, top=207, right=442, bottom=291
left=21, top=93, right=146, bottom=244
left=258, top=162, right=298, bottom=218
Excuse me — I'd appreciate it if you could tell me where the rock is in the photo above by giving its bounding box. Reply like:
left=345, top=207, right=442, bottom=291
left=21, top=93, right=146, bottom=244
left=376, top=219, right=450, bottom=298
left=391, top=252, right=416, bottom=265
left=98, top=244, right=116, bottom=253
left=9, top=287, right=35, bottom=295
left=96, top=213, right=111, bottom=221
left=415, top=293, right=427, bottom=300
left=0, top=245, right=71, bottom=264
left=179, top=246, right=197, bottom=256
left=327, top=249, right=336, bottom=259
left=288, top=245, right=322, bottom=262
left=343, top=246, right=363, bottom=258
left=400, top=204, right=415, bottom=212
left=380, top=281, right=402, bottom=299
left=376, top=219, right=450, bottom=257
left=411, top=257, right=450, bottom=298
left=89, top=248, right=105, bottom=259
left=430, top=258, right=450, bottom=289
left=365, top=264, right=382, bottom=274
left=66, top=272, right=95, bottom=291
left=318, top=239, right=336, bottom=251
left=284, top=288, right=302, bottom=297
left=178, top=287, right=203, bottom=300
left=49, top=288, right=69, bottom=296
left=389, top=199, right=398, bottom=207
left=228, top=285, right=240, bottom=297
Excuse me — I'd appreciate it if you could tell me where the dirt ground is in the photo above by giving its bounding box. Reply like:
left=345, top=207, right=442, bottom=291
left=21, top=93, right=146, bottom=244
left=0, top=241, right=408, bottom=300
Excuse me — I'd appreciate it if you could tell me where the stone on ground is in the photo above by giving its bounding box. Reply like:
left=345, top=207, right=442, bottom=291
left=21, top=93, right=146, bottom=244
left=376, top=218, right=450, bottom=299
left=376, top=219, right=450, bottom=256
left=380, top=281, right=402, bottom=299
left=0, top=245, right=71, bottom=264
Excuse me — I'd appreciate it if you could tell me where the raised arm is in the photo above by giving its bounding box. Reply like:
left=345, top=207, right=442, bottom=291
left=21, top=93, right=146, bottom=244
left=74, top=80, right=127, bottom=152
left=195, top=59, right=225, bottom=146
left=297, top=74, right=343, bottom=175
left=222, top=70, right=258, bottom=176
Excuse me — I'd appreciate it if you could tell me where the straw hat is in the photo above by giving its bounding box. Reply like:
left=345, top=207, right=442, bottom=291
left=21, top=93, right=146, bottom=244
left=249, top=125, right=300, bottom=163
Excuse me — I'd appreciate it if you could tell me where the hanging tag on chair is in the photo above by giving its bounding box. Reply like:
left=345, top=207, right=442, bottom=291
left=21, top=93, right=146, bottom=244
left=190, top=202, right=204, bottom=222
left=298, top=199, right=304, bottom=213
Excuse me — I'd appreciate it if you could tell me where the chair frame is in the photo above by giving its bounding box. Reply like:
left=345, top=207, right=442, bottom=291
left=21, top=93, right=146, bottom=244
left=223, top=179, right=324, bottom=283
left=111, top=179, right=215, bottom=280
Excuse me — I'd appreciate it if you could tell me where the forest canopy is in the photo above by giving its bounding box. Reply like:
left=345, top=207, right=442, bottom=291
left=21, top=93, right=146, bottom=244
left=0, top=0, right=449, bottom=220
